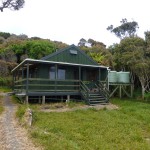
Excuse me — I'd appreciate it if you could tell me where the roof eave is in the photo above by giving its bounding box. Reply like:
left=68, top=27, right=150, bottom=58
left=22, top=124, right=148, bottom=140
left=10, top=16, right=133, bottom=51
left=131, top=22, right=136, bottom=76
left=12, top=58, right=108, bottom=73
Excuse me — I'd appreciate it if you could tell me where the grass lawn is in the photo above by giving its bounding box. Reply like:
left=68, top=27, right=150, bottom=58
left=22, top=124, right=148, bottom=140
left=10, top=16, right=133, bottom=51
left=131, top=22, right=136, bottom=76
left=0, top=87, right=11, bottom=114
left=0, top=86, right=12, bottom=93
left=17, top=99, right=150, bottom=150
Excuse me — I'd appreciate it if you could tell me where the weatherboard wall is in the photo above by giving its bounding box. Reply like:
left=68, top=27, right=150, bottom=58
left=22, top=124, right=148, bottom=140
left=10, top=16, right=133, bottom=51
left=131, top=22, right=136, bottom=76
left=42, top=45, right=99, bottom=66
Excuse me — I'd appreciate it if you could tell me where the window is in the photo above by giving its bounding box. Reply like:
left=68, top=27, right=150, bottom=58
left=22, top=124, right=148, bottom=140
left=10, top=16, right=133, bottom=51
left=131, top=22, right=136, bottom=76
left=58, top=69, right=65, bottom=80
left=49, top=66, right=65, bottom=80
left=70, top=49, right=77, bottom=55
left=49, top=66, right=55, bottom=79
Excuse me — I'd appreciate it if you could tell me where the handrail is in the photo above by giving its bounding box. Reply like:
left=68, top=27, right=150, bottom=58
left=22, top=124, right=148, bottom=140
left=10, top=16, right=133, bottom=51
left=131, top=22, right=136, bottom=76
left=96, top=81, right=110, bottom=100
left=80, top=81, right=90, bottom=92
left=14, top=78, right=80, bottom=93
left=28, top=78, right=80, bottom=82
left=14, top=79, right=26, bottom=83
left=80, top=81, right=90, bottom=104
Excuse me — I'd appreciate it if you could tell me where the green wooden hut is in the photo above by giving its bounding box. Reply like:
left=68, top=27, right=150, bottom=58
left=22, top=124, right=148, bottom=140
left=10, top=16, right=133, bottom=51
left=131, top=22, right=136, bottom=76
left=12, top=44, right=109, bottom=105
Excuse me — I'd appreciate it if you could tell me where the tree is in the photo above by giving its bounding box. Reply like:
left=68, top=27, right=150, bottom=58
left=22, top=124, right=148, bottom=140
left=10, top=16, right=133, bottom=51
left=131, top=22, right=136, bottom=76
left=78, top=38, right=87, bottom=47
left=79, top=39, right=113, bottom=67
left=111, top=37, right=150, bottom=99
left=144, top=31, right=150, bottom=57
left=88, top=38, right=106, bottom=48
left=0, top=32, right=11, bottom=39
left=107, top=18, right=139, bottom=39
left=25, top=39, right=55, bottom=59
left=0, top=0, right=25, bottom=12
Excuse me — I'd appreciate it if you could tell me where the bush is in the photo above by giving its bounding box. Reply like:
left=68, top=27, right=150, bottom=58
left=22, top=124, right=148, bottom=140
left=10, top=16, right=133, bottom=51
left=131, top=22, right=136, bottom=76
left=0, top=77, right=13, bottom=87
left=0, top=60, right=17, bottom=77
left=145, top=93, right=150, bottom=101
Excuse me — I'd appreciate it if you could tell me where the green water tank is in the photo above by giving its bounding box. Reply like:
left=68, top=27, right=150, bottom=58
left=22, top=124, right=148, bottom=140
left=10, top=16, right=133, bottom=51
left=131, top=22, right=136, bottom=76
left=108, top=71, right=118, bottom=83
left=117, top=72, right=130, bottom=83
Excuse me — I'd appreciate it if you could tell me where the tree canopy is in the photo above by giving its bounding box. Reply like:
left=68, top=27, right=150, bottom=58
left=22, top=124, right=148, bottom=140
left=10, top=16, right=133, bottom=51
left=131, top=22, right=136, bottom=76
left=109, top=36, right=150, bottom=99
left=0, top=0, right=25, bottom=12
left=78, top=38, right=113, bottom=67
left=0, top=32, right=68, bottom=76
left=107, top=18, right=139, bottom=39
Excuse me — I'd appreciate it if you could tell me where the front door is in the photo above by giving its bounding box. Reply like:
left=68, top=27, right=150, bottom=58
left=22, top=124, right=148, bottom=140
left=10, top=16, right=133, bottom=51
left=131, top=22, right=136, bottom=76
left=88, top=71, right=97, bottom=81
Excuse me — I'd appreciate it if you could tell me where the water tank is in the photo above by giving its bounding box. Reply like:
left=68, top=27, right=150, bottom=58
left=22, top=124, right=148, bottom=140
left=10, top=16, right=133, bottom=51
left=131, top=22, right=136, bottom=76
left=108, top=71, right=118, bottom=83
left=117, top=72, right=130, bottom=83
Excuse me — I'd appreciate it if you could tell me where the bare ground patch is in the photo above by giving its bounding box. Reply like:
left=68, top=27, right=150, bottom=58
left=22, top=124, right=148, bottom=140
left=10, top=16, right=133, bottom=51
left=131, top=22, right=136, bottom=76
left=41, top=103, right=119, bottom=112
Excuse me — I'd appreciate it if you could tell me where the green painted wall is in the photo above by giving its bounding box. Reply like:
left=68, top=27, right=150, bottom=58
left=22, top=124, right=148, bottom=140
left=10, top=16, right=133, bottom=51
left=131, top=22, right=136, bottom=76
left=34, top=64, right=107, bottom=82
left=100, top=68, right=108, bottom=81
left=37, top=64, right=49, bottom=78
left=45, top=47, right=98, bottom=66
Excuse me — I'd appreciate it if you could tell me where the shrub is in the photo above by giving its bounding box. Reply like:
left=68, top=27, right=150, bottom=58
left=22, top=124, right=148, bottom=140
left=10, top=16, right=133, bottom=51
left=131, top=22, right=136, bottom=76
left=145, top=92, right=150, bottom=101
left=0, top=76, right=13, bottom=87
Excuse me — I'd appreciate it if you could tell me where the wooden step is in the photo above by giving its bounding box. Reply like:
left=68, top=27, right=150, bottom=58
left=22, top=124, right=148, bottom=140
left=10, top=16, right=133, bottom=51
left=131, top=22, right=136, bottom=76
left=89, top=100, right=107, bottom=104
left=89, top=97, right=106, bottom=101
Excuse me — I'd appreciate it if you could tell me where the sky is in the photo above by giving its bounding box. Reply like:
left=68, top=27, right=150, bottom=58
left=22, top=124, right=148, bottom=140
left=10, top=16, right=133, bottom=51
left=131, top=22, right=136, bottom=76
left=0, top=0, right=150, bottom=47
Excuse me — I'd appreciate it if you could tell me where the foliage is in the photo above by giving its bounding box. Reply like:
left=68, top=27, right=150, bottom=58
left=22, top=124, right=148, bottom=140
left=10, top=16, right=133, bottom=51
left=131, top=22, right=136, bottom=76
left=0, top=76, right=13, bottom=87
left=78, top=38, right=106, bottom=48
left=16, top=99, right=150, bottom=150
left=78, top=38, right=87, bottom=47
left=109, top=36, right=150, bottom=99
left=0, top=32, right=11, bottom=39
left=107, top=18, right=139, bottom=39
left=0, top=60, right=17, bottom=76
left=25, top=39, right=56, bottom=59
left=0, top=86, right=11, bottom=92
left=0, top=33, right=68, bottom=64
left=0, top=0, right=25, bottom=12
left=79, top=38, right=113, bottom=67
left=16, top=105, right=27, bottom=121
left=7, top=39, right=26, bottom=63
left=145, top=93, right=150, bottom=101
left=54, top=41, right=68, bottom=50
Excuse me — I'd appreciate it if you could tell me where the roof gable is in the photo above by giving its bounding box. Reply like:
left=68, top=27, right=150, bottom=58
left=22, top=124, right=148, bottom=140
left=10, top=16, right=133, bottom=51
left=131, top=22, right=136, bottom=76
left=41, top=44, right=99, bottom=66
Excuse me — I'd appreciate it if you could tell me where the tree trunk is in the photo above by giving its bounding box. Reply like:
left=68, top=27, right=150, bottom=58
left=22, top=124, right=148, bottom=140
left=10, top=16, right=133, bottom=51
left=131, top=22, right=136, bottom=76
left=141, top=84, right=145, bottom=100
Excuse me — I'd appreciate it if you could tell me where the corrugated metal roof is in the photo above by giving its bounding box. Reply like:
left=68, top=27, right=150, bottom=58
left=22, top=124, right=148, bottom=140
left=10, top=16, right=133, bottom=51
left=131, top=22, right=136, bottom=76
left=12, top=58, right=108, bottom=72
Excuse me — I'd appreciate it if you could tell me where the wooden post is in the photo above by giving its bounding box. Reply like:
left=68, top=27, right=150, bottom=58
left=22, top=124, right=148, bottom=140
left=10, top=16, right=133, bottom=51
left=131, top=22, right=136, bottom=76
left=131, top=84, right=133, bottom=98
left=25, top=96, right=29, bottom=104
left=67, top=95, right=70, bottom=102
left=42, top=96, right=45, bottom=105
left=55, top=64, right=58, bottom=79
left=12, top=72, right=15, bottom=91
left=79, top=66, right=81, bottom=80
left=22, top=67, right=24, bottom=79
left=26, top=62, right=29, bottom=94
left=55, top=64, right=58, bottom=91
left=119, top=85, right=122, bottom=99
left=98, top=68, right=100, bottom=81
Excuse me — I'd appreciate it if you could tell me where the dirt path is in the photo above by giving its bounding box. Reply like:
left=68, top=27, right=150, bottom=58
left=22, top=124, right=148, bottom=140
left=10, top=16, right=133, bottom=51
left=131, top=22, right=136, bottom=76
left=0, top=93, right=41, bottom=150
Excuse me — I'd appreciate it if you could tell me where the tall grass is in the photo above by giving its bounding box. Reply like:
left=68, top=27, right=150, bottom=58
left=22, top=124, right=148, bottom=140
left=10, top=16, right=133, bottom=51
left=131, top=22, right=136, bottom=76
left=0, top=86, right=12, bottom=93
left=0, top=76, right=12, bottom=87
left=15, top=98, right=150, bottom=150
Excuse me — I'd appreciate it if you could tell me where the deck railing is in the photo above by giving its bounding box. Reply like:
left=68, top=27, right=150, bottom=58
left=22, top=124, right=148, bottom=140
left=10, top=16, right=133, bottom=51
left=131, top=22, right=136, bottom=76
left=80, top=81, right=90, bottom=104
left=14, top=78, right=80, bottom=93
left=14, top=79, right=110, bottom=103
left=95, top=81, right=110, bottom=100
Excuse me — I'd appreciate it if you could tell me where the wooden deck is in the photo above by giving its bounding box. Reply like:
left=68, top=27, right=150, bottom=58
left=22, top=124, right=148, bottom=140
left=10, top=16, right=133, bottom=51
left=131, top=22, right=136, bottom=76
left=14, top=78, right=109, bottom=105
left=14, top=78, right=80, bottom=94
